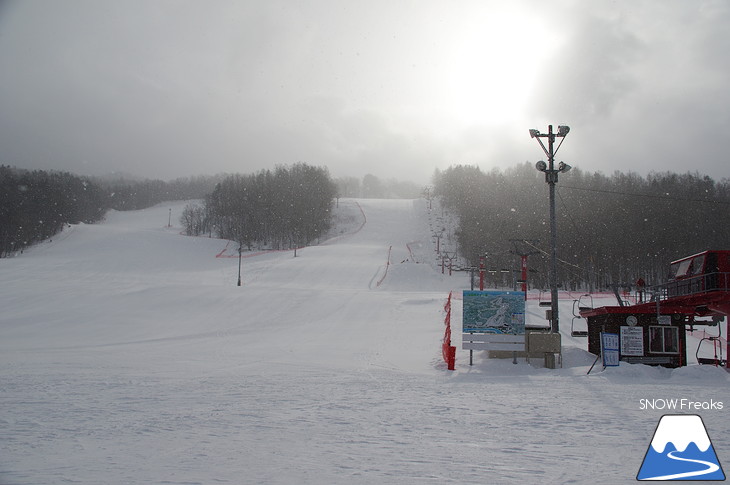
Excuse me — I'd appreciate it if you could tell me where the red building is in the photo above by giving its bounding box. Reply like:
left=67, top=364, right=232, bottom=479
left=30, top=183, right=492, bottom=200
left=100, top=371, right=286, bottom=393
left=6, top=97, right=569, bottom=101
left=581, top=250, right=730, bottom=368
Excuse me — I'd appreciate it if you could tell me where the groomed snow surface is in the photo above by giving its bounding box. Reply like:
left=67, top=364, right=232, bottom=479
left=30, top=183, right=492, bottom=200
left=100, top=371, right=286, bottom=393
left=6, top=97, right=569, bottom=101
left=2, top=198, right=729, bottom=485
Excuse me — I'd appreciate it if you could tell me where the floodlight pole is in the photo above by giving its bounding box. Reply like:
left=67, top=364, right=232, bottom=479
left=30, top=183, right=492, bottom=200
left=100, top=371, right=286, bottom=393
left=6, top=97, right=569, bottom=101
left=548, top=129, right=559, bottom=334
left=530, top=124, right=571, bottom=334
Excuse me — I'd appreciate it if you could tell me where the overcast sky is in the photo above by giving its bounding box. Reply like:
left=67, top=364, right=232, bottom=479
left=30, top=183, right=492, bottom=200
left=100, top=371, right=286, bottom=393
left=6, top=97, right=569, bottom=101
left=1, top=0, right=729, bottom=184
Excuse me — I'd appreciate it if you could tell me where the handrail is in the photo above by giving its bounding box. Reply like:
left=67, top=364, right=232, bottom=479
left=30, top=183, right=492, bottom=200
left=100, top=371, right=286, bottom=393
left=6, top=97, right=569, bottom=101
left=649, top=272, right=730, bottom=302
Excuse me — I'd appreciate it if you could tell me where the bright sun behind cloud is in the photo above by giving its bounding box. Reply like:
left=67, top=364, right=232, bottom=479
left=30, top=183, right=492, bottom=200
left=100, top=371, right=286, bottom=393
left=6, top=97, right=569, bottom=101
left=427, top=8, right=560, bottom=129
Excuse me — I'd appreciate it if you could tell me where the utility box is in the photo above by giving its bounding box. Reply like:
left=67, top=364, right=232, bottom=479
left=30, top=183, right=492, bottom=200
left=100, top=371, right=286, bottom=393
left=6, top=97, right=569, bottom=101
left=527, top=332, right=562, bottom=368
left=527, top=332, right=561, bottom=353
left=486, top=332, right=563, bottom=365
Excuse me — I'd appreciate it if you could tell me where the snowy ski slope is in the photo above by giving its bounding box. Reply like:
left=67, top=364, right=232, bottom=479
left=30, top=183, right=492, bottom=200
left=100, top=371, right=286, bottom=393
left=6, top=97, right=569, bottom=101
left=1, top=198, right=729, bottom=484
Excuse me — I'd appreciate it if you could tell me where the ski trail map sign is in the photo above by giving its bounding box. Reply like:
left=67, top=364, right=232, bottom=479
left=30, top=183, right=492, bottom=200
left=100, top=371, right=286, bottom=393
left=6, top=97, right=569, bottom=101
left=463, top=290, right=525, bottom=334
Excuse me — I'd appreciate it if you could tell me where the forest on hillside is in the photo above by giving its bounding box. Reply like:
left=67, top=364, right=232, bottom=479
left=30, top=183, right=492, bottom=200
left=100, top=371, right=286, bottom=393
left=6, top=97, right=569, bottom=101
left=433, top=163, right=730, bottom=291
left=190, top=163, right=338, bottom=250
left=0, top=167, right=221, bottom=257
left=0, top=166, right=412, bottom=258
left=0, top=166, right=107, bottom=257
left=5, top=160, right=730, bottom=294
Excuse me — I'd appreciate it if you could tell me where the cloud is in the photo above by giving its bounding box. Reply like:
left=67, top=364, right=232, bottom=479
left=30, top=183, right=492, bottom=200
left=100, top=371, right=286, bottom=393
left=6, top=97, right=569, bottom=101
left=523, top=1, right=730, bottom=179
left=526, top=4, right=645, bottom=123
left=1, top=0, right=730, bottom=183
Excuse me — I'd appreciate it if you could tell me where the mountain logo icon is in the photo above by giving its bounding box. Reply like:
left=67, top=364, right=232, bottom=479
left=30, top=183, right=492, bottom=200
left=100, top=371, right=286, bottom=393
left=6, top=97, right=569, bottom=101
left=637, top=414, right=725, bottom=481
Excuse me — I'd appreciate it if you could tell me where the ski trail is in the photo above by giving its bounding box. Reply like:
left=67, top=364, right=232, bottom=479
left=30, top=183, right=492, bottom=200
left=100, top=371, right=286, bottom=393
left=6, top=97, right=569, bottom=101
left=642, top=450, right=720, bottom=480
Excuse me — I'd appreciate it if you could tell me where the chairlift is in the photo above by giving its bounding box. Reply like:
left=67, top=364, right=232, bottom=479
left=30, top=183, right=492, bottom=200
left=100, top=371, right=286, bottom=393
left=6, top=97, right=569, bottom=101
left=570, top=294, right=592, bottom=337
left=538, top=289, right=552, bottom=307
left=577, top=293, right=593, bottom=312
left=696, top=323, right=727, bottom=366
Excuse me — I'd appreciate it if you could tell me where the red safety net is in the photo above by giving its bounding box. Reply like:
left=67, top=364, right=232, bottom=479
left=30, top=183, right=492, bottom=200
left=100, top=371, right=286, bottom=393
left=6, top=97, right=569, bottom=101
left=442, top=291, right=456, bottom=370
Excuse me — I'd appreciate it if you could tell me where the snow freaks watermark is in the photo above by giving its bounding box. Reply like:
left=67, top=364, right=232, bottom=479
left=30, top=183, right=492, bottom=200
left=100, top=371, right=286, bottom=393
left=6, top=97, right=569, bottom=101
left=639, top=398, right=724, bottom=411
left=637, top=415, right=725, bottom=481
left=635, top=401, right=725, bottom=480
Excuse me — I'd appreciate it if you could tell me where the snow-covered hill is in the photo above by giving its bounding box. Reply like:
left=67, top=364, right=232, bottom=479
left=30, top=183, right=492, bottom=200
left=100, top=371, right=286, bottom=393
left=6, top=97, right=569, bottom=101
left=2, top=199, right=729, bottom=484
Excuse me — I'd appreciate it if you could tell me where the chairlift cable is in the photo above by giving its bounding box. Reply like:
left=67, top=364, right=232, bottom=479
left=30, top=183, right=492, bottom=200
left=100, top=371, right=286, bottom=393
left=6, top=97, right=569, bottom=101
left=560, top=184, right=730, bottom=206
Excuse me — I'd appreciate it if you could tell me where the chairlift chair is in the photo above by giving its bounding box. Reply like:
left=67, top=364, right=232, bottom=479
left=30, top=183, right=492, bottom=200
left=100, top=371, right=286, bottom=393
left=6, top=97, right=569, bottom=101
left=696, top=323, right=727, bottom=366
left=570, top=295, right=592, bottom=337
left=538, top=289, right=552, bottom=307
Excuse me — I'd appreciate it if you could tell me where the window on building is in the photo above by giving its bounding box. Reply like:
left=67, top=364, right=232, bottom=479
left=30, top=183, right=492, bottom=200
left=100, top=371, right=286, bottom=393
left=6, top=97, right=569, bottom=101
left=649, top=326, right=679, bottom=354
left=675, top=259, right=692, bottom=278
left=691, top=255, right=705, bottom=276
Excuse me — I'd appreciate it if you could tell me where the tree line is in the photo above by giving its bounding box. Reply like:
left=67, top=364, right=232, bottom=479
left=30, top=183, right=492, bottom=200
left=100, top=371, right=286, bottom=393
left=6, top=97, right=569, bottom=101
left=0, top=167, right=222, bottom=257
left=2, top=162, right=336, bottom=258
left=433, top=163, right=730, bottom=291
left=102, top=174, right=223, bottom=210
left=0, top=166, right=107, bottom=256
left=335, top=173, right=422, bottom=199
left=187, top=163, right=338, bottom=251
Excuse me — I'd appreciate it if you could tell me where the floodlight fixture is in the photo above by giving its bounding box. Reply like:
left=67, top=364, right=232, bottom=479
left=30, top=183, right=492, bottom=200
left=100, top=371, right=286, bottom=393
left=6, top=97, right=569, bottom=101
left=557, top=125, right=570, bottom=137
left=558, top=161, right=572, bottom=173
left=529, top=129, right=540, bottom=139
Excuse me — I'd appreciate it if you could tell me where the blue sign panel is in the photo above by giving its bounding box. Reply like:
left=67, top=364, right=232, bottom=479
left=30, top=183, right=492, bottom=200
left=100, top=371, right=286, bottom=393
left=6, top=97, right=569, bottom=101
left=462, top=290, right=525, bottom=334
left=601, top=332, right=620, bottom=367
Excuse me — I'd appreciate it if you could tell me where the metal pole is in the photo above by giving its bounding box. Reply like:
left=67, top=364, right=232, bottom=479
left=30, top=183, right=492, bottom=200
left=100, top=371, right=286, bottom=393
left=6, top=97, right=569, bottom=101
left=549, top=174, right=559, bottom=333
left=531, top=124, right=569, bottom=334
left=521, top=254, right=528, bottom=299
left=479, top=256, right=485, bottom=291
left=237, top=245, right=242, bottom=287
left=547, top=125, right=560, bottom=334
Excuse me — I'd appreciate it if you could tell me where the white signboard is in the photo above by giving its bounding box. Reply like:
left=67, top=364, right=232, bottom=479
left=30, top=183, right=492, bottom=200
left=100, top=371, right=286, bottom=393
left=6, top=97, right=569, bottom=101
left=620, top=326, right=644, bottom=356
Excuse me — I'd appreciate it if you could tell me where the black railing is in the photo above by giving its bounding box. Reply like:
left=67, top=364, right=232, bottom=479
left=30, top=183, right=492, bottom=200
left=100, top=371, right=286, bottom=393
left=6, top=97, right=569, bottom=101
left=651, top=272, right=730, bottom=302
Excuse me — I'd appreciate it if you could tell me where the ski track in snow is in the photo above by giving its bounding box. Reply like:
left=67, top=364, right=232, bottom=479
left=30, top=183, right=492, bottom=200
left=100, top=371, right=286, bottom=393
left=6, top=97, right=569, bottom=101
left=1, top=198, right=730, bottom=485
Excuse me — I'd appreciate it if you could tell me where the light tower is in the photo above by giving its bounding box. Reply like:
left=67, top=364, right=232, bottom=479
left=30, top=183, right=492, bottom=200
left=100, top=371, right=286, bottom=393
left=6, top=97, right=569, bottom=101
left=529, top=124, right=572, bottom=333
